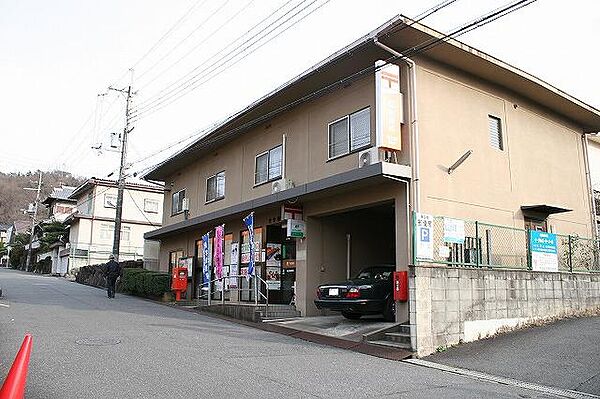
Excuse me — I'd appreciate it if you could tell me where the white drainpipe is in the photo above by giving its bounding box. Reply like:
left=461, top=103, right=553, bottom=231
left=582, top=133, right=599, bottom=240
left=373, top=38, right=420, bottom=212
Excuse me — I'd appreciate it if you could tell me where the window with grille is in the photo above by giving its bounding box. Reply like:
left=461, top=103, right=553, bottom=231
left=255, top=144, right=283, bottom=185
left=488, top=115, right=503, bottom=150
left=206, top=171, right=225, bottom=202
left=328, top=107, right=371, bottom=159
left=171, top=189, right=186, bottom=215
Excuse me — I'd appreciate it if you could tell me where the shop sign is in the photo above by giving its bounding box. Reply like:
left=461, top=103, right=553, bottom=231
left=282, top=205, right=303, bottom=221
left=529, top=230, right=558, bottom=272
left=287, top=219, right=306, bottom=238
left=415, top=213, right=433, bottom=260
left=443, top=218, right=465, bottom=244
left=375, top=61, right=402, bottom=151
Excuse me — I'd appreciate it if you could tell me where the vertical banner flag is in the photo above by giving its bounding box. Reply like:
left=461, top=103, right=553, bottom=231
left=243, top=212, right=255, bottom=280
left=214, top=224, right=224, bottom=282
left=202, top=233, right=210, bottom=287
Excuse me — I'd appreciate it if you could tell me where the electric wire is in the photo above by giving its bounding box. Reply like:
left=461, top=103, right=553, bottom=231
left=135, top=0, right=229, bottom=83
left=131, top=0, right=331, bottom=122
left=135, top=0, right=256, bottom=92
left=135, top=0, right=536, bottom=177
left=127, top=0, right=463, bottom=171
left=131, top=0, right=311, bottom=117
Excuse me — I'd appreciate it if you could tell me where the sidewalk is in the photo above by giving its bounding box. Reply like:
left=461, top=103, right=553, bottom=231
left=426, top=316, right=600, bottom=396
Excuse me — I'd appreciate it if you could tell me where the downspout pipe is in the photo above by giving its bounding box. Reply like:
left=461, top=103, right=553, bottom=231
left=582, top=132, right=598, bottom=241
left=373, top=38, right=420, bottom=213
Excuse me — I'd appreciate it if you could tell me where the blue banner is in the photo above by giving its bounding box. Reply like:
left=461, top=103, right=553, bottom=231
left=243, top=212, right=255, bottom=280
left=202, top=233, right=210, bottom=287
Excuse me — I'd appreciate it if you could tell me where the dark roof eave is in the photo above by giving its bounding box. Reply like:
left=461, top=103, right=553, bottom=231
left=145, top=162, right=411, bottom=240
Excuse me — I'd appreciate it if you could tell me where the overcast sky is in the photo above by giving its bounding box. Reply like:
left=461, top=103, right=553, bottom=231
left=1, top=0, right=598, bottom=178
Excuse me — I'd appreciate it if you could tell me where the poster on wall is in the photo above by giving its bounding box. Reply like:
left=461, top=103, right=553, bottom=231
left=443, top=218, right=465, bottom=244
left=415, top=213, right=434, bottom=260
left=266, top=243, right=281, bottom=267
left=529, top=231, right=559, bottom=272
left=241, top=228, right=262, bottom=263
left=178, top=257, right=194, bottom=277
left=266, top=267, right=281, bottom=290
left=229, top=242, right=239, bottom=288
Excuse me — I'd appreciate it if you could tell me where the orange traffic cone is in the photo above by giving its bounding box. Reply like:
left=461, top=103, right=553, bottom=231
left=0, top=334, right=33, bottom=399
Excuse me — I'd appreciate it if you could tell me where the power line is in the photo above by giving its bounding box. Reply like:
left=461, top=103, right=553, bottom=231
left=135, top=0, right=229, bottom=83
left=132, top=0, right=331, bottom=122
left=126, top=190, right=161, bottom=228
left=126, top=0, right=462, bottom=169
left=138, top=0, right=536, bottom=176
left=131, top=0, right=311, bottom=117
left=136, top=0, right=256, bottom=92
left=107, top=0, right=206, bottom=89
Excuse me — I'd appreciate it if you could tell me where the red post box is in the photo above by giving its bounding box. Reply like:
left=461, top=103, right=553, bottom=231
left=393, top=271, right=408, bottom=302
left=171, top=267, right=188, bottom=301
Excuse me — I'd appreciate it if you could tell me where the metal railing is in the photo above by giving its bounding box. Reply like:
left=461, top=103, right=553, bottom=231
left=197, top=274, right=269, bottom=314
left=414, top=214, right=600, bottom=273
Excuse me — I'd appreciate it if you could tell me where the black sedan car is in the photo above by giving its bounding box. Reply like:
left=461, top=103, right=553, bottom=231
left=314, top=266, right=395, bottom=321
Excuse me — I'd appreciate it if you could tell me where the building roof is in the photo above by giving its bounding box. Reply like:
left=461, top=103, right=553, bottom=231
left=41, top=186, right=77, bottom=205
left=143, top=15, right=600, bottom=181
left=69, top=177, right=164, bottom=200
left=0, top=223, right=12, bottom=232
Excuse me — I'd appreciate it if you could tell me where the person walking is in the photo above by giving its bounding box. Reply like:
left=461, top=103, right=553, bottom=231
left=104, top=254, right=120, bottom=299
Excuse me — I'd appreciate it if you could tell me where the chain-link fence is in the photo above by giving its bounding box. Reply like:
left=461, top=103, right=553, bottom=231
left=414, top=214, right=600, bottom=272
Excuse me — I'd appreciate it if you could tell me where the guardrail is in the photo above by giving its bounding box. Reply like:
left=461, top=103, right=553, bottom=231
left=197, top=274, right=270, bottom=315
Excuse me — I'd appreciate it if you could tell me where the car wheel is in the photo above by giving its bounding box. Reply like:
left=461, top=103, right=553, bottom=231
left=383, top=297, right=395, bottom=322
left=341, top=311, right=362, bottom=320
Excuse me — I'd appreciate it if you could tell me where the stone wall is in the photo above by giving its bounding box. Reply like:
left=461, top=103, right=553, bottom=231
left=409, top=265, right=600, bottom=357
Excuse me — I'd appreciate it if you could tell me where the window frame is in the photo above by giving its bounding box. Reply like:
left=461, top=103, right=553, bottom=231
left=488, top=114, right=504, bottom=151
left=143, top=198, right=159, bottom=214
left=205, top=171, right=226, bottom=203
left=254, top=144, right=283, bottom=187
left=171, top=189, right=186, bottom=216
left=327, top=107, right=372, bottom=161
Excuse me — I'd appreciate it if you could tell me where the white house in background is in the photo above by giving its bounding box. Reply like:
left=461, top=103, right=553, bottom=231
left=41, top=185, right=77, bottom=223
left=63, top=178, right=164, bottom=274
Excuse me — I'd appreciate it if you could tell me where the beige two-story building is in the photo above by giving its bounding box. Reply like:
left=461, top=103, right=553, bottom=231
left=144, top=16, right=600, bottom=325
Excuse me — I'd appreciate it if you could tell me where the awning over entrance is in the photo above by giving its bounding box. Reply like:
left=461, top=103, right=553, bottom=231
left=521, top=204, right=572, bottom=219
left=145, top=162, right=411, bottom=240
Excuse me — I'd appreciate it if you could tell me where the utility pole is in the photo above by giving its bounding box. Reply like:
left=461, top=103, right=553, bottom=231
left=108, top=85, right=134, bottom=261
left=25, top=171, right=43, bottom=272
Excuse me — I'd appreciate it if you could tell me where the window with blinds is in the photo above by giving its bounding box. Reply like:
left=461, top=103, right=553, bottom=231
left=206, top=171, right=225, bottom=203
left=328, top=107, right=371, bottom=159
left=488, top=115, right=503, bottom=150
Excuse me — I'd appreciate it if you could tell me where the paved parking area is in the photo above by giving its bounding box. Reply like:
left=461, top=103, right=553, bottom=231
left=270, top=315, right=393, bottom=342
left=427, top=316, right=600, bottom=395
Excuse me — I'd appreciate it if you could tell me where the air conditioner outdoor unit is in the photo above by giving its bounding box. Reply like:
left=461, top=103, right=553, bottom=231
left=272, top=178, right=294, bottom=194
left=182, top=197, right=190, bottom=212
left=358, top=147, right=399, bottom=168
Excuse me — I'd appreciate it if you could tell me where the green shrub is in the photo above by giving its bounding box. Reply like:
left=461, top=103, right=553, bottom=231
left=122, top=268, right=170, bottom=297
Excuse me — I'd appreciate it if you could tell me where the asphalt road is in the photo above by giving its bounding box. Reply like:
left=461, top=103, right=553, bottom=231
left=0, top=268, right=571, bottom=398
left=428, top=315, right=600, bottom=395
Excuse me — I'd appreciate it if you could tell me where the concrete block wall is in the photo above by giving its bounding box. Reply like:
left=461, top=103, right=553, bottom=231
left=410, top=265, right=600, bottom=357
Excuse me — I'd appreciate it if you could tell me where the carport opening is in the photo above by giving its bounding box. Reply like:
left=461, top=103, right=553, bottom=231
left=319, top=202, right=395, bottom=285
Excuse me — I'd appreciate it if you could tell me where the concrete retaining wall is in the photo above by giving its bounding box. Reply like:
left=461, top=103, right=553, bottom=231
left=410, top=265, right=600, bottom=357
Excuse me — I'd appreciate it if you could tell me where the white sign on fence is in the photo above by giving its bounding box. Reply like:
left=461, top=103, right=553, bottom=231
left=416, top=213, right=434, bottom=260
left=443, top=218, right=465, bottom=244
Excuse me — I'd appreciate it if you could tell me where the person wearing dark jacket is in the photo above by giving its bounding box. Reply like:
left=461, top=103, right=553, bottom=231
left=104, top=254, right=120, bottom=298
